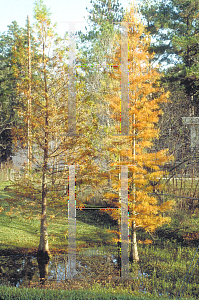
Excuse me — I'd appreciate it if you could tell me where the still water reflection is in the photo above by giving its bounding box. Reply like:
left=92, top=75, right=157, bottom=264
left=0, top=248, right=120, bottom=287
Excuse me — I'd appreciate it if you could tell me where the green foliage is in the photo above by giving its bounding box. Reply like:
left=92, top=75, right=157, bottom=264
left=0, top=285, right=177, bottom=300
left=0, top=283, right=197, bottom=299
left=0, top=22, right=26, bottom=160
left=34, top=0, right=52, bottom=21
left=75, top=0, right=125, bottom=200
left=79, top=0, right=124, bottom=42
left=137, top=238, right=199, bottom=299
left=140, top=0, right=199, bottom=112
left=87, top=0, right=124, bottom=25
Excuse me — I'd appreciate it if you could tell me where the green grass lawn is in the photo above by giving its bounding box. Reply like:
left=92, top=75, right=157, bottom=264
left=0, top=284, right=197, bottom=300
left=0, top=181, right=118, bottom=254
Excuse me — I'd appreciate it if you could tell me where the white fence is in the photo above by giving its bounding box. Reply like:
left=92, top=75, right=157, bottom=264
left=0, top=161, right=22, bottom=182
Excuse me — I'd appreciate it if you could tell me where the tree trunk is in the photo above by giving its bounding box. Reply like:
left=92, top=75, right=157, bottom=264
left=130, top=220, right=139, bottom=262
left=37, top=34, right=50, bottom=262
left=37, top=163, right=50, bottom=262
left=27, top=15, right=32, bottom=173
left=37, top=120, right=50, bottom=261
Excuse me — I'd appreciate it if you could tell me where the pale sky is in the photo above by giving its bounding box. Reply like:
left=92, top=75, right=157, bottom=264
left=0, top=0, right=134, bottom=36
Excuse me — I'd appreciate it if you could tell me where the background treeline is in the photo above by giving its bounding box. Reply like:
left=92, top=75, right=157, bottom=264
left=0, top=0, right=198, bottom=166
left=0, top=0, right=198, bottom=217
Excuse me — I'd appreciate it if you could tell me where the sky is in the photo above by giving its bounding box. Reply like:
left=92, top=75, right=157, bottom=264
left=0, top=0, right=134, bottom=36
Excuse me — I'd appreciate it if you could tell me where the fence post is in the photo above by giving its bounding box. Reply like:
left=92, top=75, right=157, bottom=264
left=68, top=165, right=76, bottom=278
left=121, top=165, right=129, bottom=278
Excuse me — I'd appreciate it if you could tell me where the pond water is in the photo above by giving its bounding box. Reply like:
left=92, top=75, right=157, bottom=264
left=0, top=248, right=122, bottom=287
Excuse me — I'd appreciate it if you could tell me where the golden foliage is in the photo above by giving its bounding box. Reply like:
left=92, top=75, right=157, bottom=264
left=138, top=239, right=153, bottom=245
left=105, top=4, right=175, bottom=233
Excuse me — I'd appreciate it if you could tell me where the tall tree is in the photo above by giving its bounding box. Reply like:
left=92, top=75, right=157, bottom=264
left=79, top=0, right=124, bottom=44
left=139, top=0, right=199, bottom=177
left=0, top=22, right=27, bottom=161
left=105, top=4, right=174, bottom=262
left=76, top=0, right=125, bottom=199
left=78, top=0, right=124, bottom=136
left=140, top=0, right=199, bottom=115
left=12, top=0, right=71, bottom=260
left=9, top=0, right=103, bottom=259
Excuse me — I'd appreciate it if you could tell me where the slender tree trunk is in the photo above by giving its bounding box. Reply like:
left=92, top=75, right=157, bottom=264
left=37, top=151, right=50, bottom=261
left=37, top=30, right=50, bottom=261
left=130, top=111, right=139, bottom=262
left=27, top=15, right=32, bottom=172
left=37, top=119, right=50, bottom=261
left=130, top=220, right=139, bottom=262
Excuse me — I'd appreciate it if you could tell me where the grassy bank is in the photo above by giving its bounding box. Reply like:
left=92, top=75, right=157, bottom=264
left=0, top=180, right=199, bottom=298
left=0, top=285, right=197, bottom=300
left=0, top=181, right=118, bottom=254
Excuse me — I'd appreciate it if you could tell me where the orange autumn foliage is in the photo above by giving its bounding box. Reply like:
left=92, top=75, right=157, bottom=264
left=105, top=4, right=175, bottom=234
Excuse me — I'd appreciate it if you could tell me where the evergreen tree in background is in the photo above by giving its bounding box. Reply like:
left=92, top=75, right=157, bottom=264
left=0, top=22, right=27, bottom=161
left=140, top=0, right=199, bottom=115
left=75, top=0, right=125, bottom=201
left=80, top=0, right=124, bottom=40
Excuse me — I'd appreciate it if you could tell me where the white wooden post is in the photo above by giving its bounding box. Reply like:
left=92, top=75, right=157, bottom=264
left=121, top=22, right=129, bottom=136
left=182, top=117, right=199, bottom=150
left=68, top=165, right=76, bottom=278
left=121, top=165, right=129, bottom=278
left=68, top=23, right=77, bottom=136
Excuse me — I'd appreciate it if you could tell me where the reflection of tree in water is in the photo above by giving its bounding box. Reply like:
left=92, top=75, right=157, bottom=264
left=0, top=255, right=38, bottom=286
left=38, top=253, right=120, bottom=284
left=76, top=254, right=119, bottom=280
left=38, top=261, right=49, bottom=285
left=0, top=252, right=120, bottom=286
left=37, top=253, right=50, bottom=285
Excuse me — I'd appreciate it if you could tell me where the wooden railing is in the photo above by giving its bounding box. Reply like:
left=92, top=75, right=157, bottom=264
left=0, top=161, right=22, bottom=182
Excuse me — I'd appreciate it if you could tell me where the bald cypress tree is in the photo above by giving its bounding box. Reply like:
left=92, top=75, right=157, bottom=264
left=105, top=4, right=174, bottom=262
left=11, top=0, right=70, bottom=260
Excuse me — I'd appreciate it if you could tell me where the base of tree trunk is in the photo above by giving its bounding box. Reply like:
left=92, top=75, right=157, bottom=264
left=129, top=255, right=140, bottom=263
left=37, top=250, right=50, bottom=264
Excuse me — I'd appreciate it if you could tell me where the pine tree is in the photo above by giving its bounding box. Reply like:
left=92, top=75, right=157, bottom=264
left=75, top=0, right=125, bottom=202
left=0, top=22, right=26, bottom=161
left=140, top=0, right=199, bottom=115
left=105, top=4, right=174, bottom=262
